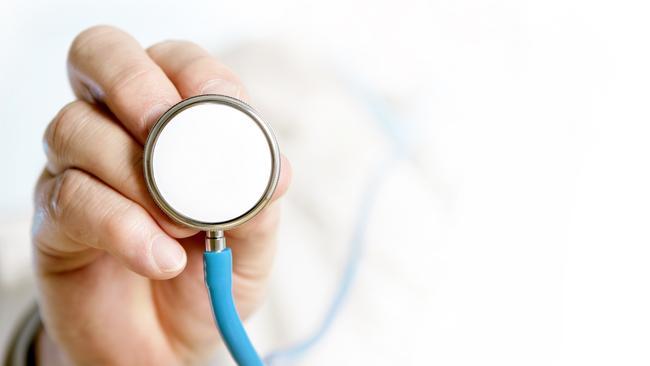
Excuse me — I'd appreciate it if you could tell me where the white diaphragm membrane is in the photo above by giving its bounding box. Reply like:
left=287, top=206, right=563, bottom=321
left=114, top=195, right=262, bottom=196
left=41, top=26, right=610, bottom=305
left=150, top=102, right=273, bottom=224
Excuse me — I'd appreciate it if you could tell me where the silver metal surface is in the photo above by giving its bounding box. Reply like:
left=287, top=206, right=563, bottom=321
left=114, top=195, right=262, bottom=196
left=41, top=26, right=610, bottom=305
left=143, top=94, right=281, bottom=232
left=205, top=230, right=226, bottom=252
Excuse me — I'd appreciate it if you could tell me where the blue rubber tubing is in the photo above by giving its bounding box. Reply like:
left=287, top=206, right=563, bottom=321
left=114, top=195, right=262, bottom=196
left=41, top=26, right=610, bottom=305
left=204, top=248, right=264, bottom=366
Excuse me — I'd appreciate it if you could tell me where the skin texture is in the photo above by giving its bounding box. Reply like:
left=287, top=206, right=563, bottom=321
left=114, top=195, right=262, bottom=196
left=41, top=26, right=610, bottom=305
left=32, top=25, right=291, bottom=366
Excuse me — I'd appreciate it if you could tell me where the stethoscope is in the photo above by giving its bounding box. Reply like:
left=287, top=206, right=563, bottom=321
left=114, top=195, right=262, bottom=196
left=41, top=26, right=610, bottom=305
left=143, top=94, right=280, bottom=366
left=142, top=87, right=405, bottom=365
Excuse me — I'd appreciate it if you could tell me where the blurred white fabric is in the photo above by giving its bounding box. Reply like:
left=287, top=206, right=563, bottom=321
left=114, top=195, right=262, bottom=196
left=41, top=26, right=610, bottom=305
left=3, top=0, right=650, bottom=365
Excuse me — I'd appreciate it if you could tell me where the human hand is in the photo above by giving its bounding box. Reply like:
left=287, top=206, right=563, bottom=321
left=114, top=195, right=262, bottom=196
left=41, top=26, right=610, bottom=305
left=32, top=25, right=291, bottom=365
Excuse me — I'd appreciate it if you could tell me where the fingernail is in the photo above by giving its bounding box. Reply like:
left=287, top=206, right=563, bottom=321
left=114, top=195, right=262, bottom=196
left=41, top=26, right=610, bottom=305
left=200, top=79, right=243, bottom=99
left=152, top=236, right=185, bottom=273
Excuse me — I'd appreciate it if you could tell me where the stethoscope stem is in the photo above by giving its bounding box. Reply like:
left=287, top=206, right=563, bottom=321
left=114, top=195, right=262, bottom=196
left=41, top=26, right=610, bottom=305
left=205, top=229, right=226, bottom=252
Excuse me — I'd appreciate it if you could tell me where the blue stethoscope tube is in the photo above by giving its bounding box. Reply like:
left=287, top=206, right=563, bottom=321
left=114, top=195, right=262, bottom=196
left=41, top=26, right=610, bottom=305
left=204, top=249, right=264, bottom=366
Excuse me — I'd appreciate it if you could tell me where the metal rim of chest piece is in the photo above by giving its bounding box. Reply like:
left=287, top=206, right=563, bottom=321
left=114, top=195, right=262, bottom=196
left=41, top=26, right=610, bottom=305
left=142, top=94, right=281, bottom=232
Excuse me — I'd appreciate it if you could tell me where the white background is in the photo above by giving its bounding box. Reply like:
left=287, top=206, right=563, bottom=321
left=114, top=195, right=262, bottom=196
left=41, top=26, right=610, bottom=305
left=2, top=0, right=650, bottom=365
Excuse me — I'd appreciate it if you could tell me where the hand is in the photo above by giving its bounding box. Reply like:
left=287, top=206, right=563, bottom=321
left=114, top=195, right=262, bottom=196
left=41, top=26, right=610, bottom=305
left=32, top=25, right=291, bottom=366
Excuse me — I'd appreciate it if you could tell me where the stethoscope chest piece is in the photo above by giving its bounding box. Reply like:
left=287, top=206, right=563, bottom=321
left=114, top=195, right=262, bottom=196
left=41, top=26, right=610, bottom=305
left=143, top=94, right=280, bottom=233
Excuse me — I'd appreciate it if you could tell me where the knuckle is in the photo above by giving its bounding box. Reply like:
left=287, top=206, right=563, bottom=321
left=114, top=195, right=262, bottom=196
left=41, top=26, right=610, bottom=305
left=108, top=63, right=163, bottom=120
left=101, top=200, right=143, bottom=246
left=110, top=61, right=159, bottom=94
left=44, top=101, right=89, bottom=158
left=109, top=64, right=163, bottom=135
left=49, top=169, right=88, bottom=223
left=102, top=205, right=128, bottom=242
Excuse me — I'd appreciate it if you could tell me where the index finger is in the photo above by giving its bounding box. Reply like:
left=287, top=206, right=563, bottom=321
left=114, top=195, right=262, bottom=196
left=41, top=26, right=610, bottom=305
left=67, top=25, right=182, bottom=143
